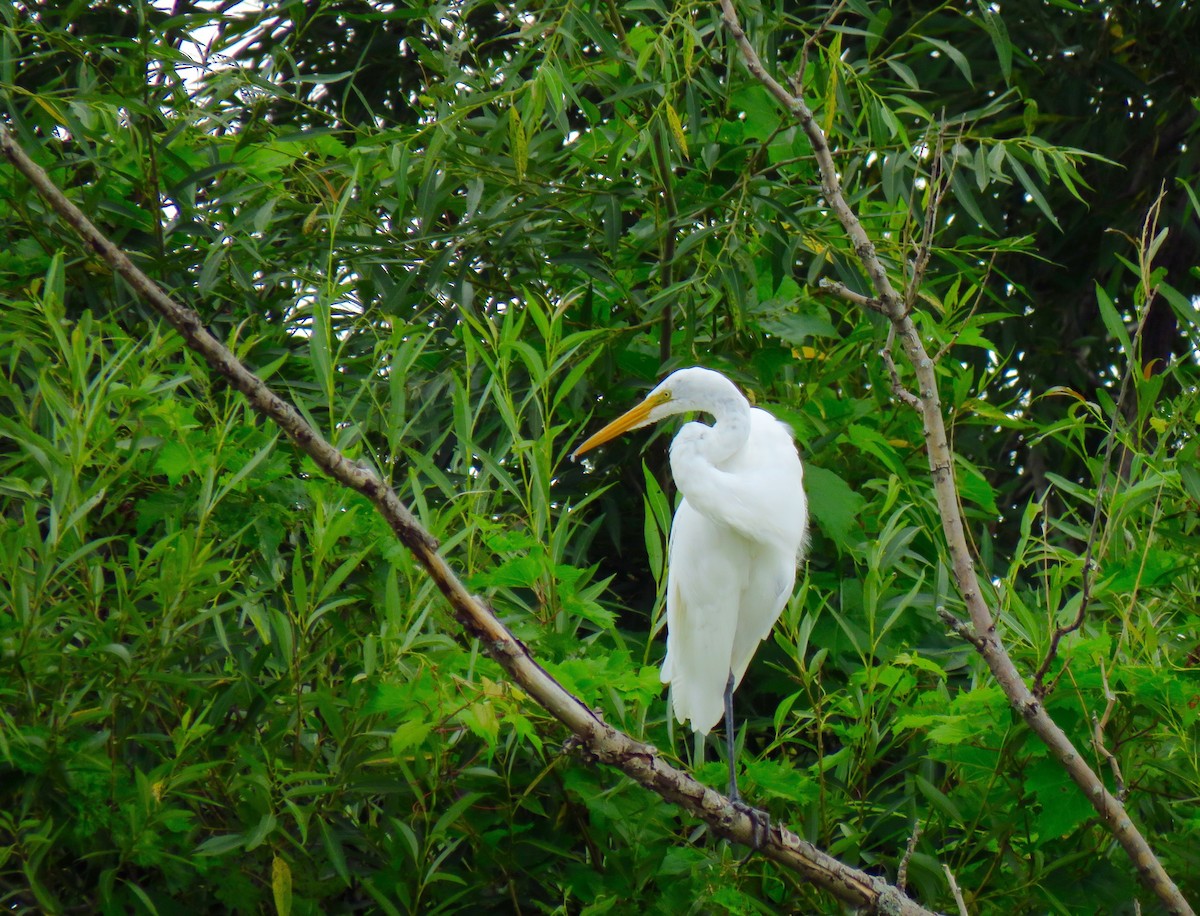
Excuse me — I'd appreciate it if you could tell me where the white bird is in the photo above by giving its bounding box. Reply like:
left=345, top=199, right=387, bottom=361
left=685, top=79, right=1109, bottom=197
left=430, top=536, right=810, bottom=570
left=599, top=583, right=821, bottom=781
left=573, top=367, right=808, bottom=800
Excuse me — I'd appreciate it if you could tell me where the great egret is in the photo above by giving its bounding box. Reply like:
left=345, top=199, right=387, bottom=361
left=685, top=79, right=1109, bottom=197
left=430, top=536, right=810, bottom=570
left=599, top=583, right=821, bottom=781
left=573, top=367, right=808, bottom=801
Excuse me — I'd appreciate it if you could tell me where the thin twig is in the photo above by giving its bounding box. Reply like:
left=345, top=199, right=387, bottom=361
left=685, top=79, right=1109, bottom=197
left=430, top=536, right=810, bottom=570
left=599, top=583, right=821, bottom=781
left=943, top=863, right=969, bottom=916
left=1040, top=656, right=1071, bottom=699
left=884, top=325, right=921, bottom=408
left=1091, top=659, right=1126, bottom=804
left=1032, top=190, right=1167, bottom=696
left=938, top=607, right=986, bottom=652
left=897, top=822, right=922, bottom=892
left=794, top=0, right=849, bottom=96
left=817, top=277, right=887, bottom=313
left=904, top=124, right=951, bottom=313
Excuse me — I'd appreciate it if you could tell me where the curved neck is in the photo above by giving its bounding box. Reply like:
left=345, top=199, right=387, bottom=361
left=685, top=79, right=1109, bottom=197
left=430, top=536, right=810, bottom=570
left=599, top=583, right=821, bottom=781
left=691, top=390, right=750, bottom=465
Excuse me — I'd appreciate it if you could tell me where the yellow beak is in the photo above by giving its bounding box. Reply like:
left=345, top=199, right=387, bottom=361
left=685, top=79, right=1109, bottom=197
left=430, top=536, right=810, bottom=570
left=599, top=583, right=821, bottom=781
left=572, top=393, right=665, bottom=459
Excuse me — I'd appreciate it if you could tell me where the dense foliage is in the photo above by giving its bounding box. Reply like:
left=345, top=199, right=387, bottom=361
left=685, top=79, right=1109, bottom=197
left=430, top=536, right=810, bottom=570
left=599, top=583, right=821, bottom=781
left=2, top=0, right=1199, bottom=912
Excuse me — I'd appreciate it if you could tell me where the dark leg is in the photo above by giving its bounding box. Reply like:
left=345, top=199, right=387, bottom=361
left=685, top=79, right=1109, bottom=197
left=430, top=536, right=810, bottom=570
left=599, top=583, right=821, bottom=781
left=725, top=671, right=769, bottom=853
left=724, top=671, right=739, bottom=802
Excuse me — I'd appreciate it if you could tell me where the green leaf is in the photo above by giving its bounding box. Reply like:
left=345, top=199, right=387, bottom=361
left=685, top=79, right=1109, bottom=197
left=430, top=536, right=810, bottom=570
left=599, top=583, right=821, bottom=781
left=979, top=8, right=1013, bottom=81
left=319, top=818, right=351, bottom=886
left=392, top=720, right=433, bottom=754
left=915, top=774, right=964, bottom=822
left=458, top=701, right=500, bottom=747
left=1028, top=757, right=1095, bottom=838
left=955, top=455, right=1000, bottom=517
left=195, top=834, right=245, bottom=856
left=745, top=758, right=818, bottom=804
left=950, top=168, right=993, bottom=231
left=154, top=439, right=197, bottom=485
left=1006, top=153, right=1060, bottom=229
left=920, top=35, right=973, bottom=84
left=756, top=311, right=838, bottom=345
left=804, top=465, right=864, bottom=549
left=886, top=59, right=920, bottom=91
left=245, top=813, right=277, bottom=851
left=1094, top=283, right=1132, bottom=354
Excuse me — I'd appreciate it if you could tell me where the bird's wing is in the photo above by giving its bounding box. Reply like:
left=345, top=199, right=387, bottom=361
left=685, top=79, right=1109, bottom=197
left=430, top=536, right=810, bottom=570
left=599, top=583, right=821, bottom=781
left=661, top=499, right=753, bottom=735
left=675, top=410, right=808, bottom=558
left=729, top=544, right=796, bottom=690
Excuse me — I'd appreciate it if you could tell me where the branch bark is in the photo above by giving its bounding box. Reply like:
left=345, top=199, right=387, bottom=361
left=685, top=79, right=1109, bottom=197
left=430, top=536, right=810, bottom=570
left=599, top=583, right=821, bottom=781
left=715, top=3, right=1192, bottom=914
left=0, top=123, right=933, bottom=916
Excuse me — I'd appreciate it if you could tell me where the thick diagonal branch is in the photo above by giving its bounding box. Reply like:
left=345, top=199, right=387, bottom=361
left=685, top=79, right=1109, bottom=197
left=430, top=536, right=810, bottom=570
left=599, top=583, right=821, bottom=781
left=716, top=4, right=1190, bottom=913
left=0, top=124, right=933, bottom=916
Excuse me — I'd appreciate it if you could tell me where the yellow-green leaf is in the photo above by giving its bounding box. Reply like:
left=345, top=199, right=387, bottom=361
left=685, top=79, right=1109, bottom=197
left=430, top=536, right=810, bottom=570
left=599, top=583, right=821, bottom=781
left=272, top=856, right=292, bottom=916
left=665, top=102, right=688, bottom=159
left=34, top=97, right=67, bottom=126
left=509, top=106, right=527, bottom=181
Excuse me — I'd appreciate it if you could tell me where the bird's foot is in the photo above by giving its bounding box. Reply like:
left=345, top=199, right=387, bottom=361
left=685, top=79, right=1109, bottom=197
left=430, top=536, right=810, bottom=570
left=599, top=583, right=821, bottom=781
left=731, top=798, right=770, bottom=856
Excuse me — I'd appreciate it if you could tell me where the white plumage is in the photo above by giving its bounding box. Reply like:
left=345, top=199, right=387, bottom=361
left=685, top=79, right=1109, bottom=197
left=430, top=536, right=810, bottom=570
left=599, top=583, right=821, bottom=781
left=574, top=367, right=809, bottom=744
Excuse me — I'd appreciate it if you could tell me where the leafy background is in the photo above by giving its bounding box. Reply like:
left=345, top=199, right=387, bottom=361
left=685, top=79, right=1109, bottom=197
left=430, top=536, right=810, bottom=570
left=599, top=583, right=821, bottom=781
left=1, top=0, right=1199, bottom=912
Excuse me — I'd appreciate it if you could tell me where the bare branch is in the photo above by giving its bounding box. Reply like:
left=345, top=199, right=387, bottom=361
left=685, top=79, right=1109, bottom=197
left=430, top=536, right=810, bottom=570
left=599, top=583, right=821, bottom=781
left=904, top=125, right=951, bottom=313
left=817, top=276, right=887, bottom=313
left=0, top=123, right=936, bottom=916
left=717, top=5, right=1192, bottom=912
left=943, top=864, right=970, bottom=916
left=1091, top=660, right=1126, bottom=803
left=897, top=822, right=922, bottom=893
left=938, top=607, right=986, bottom=652
left=884, top=325, right=921, bottom=409
left=794, top=0, right=849, bottom=96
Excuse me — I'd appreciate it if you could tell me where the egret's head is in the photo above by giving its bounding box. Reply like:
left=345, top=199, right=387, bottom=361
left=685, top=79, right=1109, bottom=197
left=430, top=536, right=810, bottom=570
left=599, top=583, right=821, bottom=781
left=571, top=367, right=740, bottom=459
